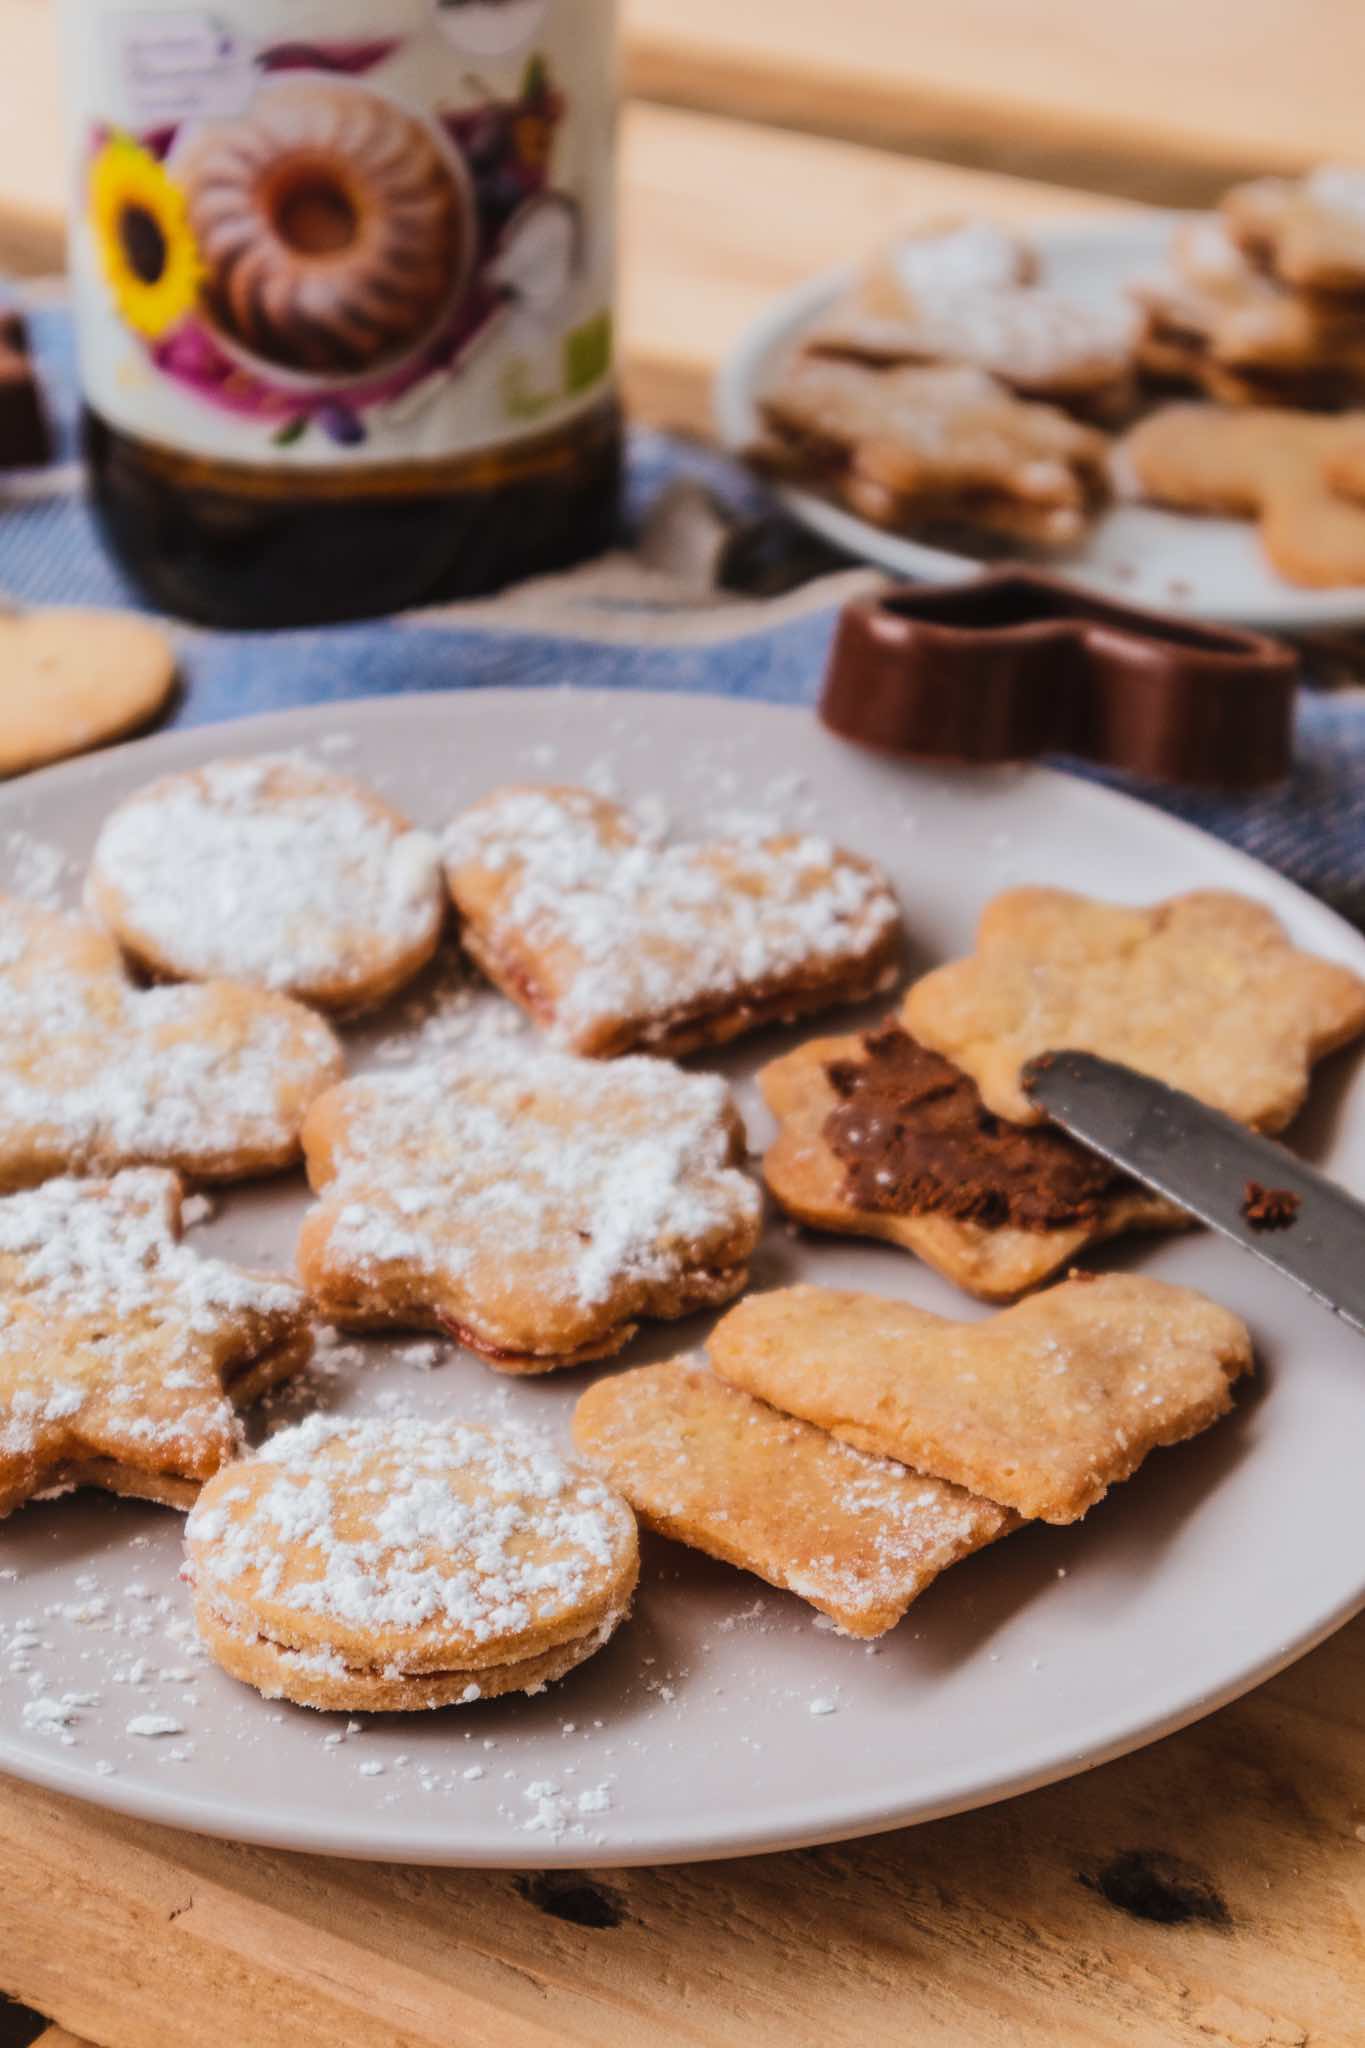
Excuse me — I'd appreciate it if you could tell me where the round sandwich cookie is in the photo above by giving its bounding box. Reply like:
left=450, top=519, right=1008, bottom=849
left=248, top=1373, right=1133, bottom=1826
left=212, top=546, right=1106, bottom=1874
left=0, top=607, right=177, bottom=778
left=87, top=756, right=446, bottom=1015
left=185, top=1414, right=639, bottom=1711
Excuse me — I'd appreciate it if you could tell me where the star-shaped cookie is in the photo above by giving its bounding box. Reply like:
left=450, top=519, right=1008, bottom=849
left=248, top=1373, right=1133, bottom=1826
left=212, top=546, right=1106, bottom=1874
left=442, top=785, right=900, bottom=1057
left=0, top=1170, right=313, bottom=1518
left=903, top=888, right=1365, bottom=1130
left=296, top=1044, right=763, bottom=1370
left=0, top=895, right=343, bottom=1189
left=758, top=1021, right=1186, bottom=1300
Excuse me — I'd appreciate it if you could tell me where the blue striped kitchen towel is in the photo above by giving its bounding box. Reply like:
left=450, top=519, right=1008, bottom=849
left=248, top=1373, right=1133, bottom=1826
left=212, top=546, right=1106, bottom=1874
left=4, top=284, right=1365, bottom=925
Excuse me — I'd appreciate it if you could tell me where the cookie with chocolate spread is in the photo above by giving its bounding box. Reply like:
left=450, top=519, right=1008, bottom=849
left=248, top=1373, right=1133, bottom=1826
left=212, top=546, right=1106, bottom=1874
left=442, top=785, right=899, bottom=1058
left=710, top=1274, right=1253, bottom=1525
left=296, top=1043, right=762, bottom=1370
left=186, top=1416, right=638, bottom=1710
left=88, top=756, right=446, bottom=1015
left=0, top=895, right=344, bottom=1191
left=904, top=887, right=1365, bottom=1131
left=759, top=1021, right=1186, bottom=1301
left=573, top=1356, right=1014, bottom=1638
left=0, top=1170, right=311, bottom=1519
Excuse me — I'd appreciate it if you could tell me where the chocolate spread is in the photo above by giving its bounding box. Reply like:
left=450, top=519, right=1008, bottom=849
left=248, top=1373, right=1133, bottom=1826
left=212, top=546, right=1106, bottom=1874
left=822, top=1025, right=1128, bottom=1230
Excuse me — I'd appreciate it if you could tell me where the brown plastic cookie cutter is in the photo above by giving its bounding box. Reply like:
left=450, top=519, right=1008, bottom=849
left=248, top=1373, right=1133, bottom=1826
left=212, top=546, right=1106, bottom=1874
left=819, top=569, right=1297, bottom=788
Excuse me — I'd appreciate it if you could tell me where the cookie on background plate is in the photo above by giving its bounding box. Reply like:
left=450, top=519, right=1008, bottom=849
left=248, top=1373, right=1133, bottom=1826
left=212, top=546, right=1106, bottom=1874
left=0, top=895, right=344, bottom=1191
left=0, top=1170, right=311, bottom=1519
left=758, top=1022, right=1187, bottom=1301
left=1119, top=403, right=1365, bottom=587
left=442, top=784, right=900, bottom=1058
left=87, top=756, right=446, bottom=1015
left=709, top=1276, right=1253, bottom=1525
left=753, top=356, right=1110, bottom=547
left=296, top=1044, right=762, bottom=1370
left=904, top=887, right=1365, bottom=1130
left=1223, top=166, right=1365, bottom=297
left=0, top=608, right=176, bottom=779
left=573, top=1357, right=1015, bottom=1638
left=186, top=1415, right=639, bottom=1710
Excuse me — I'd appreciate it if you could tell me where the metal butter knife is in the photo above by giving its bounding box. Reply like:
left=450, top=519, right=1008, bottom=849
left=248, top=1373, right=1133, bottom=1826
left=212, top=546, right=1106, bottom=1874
left=1022, top=1050, right=1365, bottom=1336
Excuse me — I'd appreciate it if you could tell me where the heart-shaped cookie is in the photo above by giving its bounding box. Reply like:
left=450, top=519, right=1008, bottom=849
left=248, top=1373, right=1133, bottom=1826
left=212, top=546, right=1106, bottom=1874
left=709, top=1274, right=1253, bottom=1524
left=0, top=894, right=344, bottom=1189
left=442, top=784, right=900, bottom=1057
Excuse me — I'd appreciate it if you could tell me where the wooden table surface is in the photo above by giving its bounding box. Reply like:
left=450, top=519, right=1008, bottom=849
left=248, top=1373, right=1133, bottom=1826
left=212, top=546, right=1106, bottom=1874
left=2, top=6, right=1364, bottom=2045
left=623, top=0, right=1365, bottom=204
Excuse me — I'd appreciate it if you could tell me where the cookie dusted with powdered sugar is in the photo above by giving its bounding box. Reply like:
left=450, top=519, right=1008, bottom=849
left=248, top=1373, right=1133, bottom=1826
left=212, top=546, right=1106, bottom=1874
left=87, top=756, right=446, bottom=1014
left=573, top=1358, right=1014, bottom=1638
left=0, top=896, right=343, bottom=1189
left=0, top=1170, right=312, bottom=1518
left=1224, top=166, right=1365, bottom=297
left=442, top=785, right=900, bottom=1058
left=185, top=1415, right=639, bottom=1710
left=296, top=1045, right=762, bottom=1370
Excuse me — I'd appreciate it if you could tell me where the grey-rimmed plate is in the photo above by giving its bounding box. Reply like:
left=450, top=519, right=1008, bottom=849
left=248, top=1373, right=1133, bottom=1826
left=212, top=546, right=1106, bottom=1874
left=2, top=686, right=1364, bottom=1866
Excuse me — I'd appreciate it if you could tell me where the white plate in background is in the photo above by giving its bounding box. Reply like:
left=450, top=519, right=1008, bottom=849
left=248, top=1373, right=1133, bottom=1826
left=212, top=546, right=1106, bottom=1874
left=716, top=215, right=1365, bottom=632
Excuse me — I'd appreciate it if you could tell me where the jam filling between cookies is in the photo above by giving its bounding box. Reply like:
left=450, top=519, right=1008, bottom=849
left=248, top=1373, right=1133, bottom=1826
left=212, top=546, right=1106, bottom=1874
left=822, top=1024, right=1130, bottom=1230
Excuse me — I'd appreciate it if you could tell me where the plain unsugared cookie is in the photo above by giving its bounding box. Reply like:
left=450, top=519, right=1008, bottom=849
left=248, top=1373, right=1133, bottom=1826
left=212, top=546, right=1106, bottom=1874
left=1119, top=403, right=1365, bottom=588
left=0, top=608, right=176, bottom=778
left=708, top=1275, right=1253, bottom=1525
left=442, top=784, right=900, bottom=1058
left=0, top=895, right=344, bottom=1190
left=185, top=1415, right=639, bottom=1710
left=88, top=756, right=446, bottom=1014
left=573, top=1357, right=1015, bottom=1637
left=296, top=1044, right=762, bottom=1370
left=903, top=887, right=1365, bottom=1130
left=757, top=1021, right=1186, bottom=1301
left=0, top=1169, right=312, bottom=1519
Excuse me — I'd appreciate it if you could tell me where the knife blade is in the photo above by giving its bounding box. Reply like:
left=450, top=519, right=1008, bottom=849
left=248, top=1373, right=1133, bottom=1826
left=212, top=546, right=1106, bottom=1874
left=1022, top=1049, right=1365, bottom=1337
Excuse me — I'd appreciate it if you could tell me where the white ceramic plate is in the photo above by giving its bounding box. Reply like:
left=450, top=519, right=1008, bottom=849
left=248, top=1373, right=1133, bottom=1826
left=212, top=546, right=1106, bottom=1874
left=2, top=688, right=1364, bottom=1868
left=715, top=214, right=1365, bottom=631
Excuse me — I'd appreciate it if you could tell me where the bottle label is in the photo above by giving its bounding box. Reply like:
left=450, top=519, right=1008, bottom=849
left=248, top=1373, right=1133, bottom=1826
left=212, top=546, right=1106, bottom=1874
left=61, top=0, right=616, bottom=468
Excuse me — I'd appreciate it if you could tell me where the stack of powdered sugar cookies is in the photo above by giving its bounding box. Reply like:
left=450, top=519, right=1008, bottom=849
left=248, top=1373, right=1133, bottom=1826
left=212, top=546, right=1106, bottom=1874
left=754, top=170, right=1365, bottom=587
left=6, top=752, right=1365, bottom=1706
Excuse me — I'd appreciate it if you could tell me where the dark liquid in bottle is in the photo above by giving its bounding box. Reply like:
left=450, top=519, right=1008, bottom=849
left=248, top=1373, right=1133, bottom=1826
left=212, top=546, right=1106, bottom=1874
left=84, top=395, right=621, bottom=629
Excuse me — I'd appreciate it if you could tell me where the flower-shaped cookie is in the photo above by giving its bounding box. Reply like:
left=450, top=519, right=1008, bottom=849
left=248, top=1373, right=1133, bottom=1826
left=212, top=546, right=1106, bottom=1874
left=442, top=785, right=900, bottom=1057
left=0, top=895, right=343, bottom=1190
left=187, top=1415, right=639, bottom=1710
left=88, top=756, right=446, bottom=1014
left=296, top=1044, right=763, bottom=1369
left=904, top=888, right=1365, bottom=1130
left=0, top=1170, right=312, bottom=1518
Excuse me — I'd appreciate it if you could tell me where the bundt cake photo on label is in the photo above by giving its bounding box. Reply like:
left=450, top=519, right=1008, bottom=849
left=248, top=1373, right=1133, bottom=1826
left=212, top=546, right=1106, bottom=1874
left=174, top=76, right=470, bottom=380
